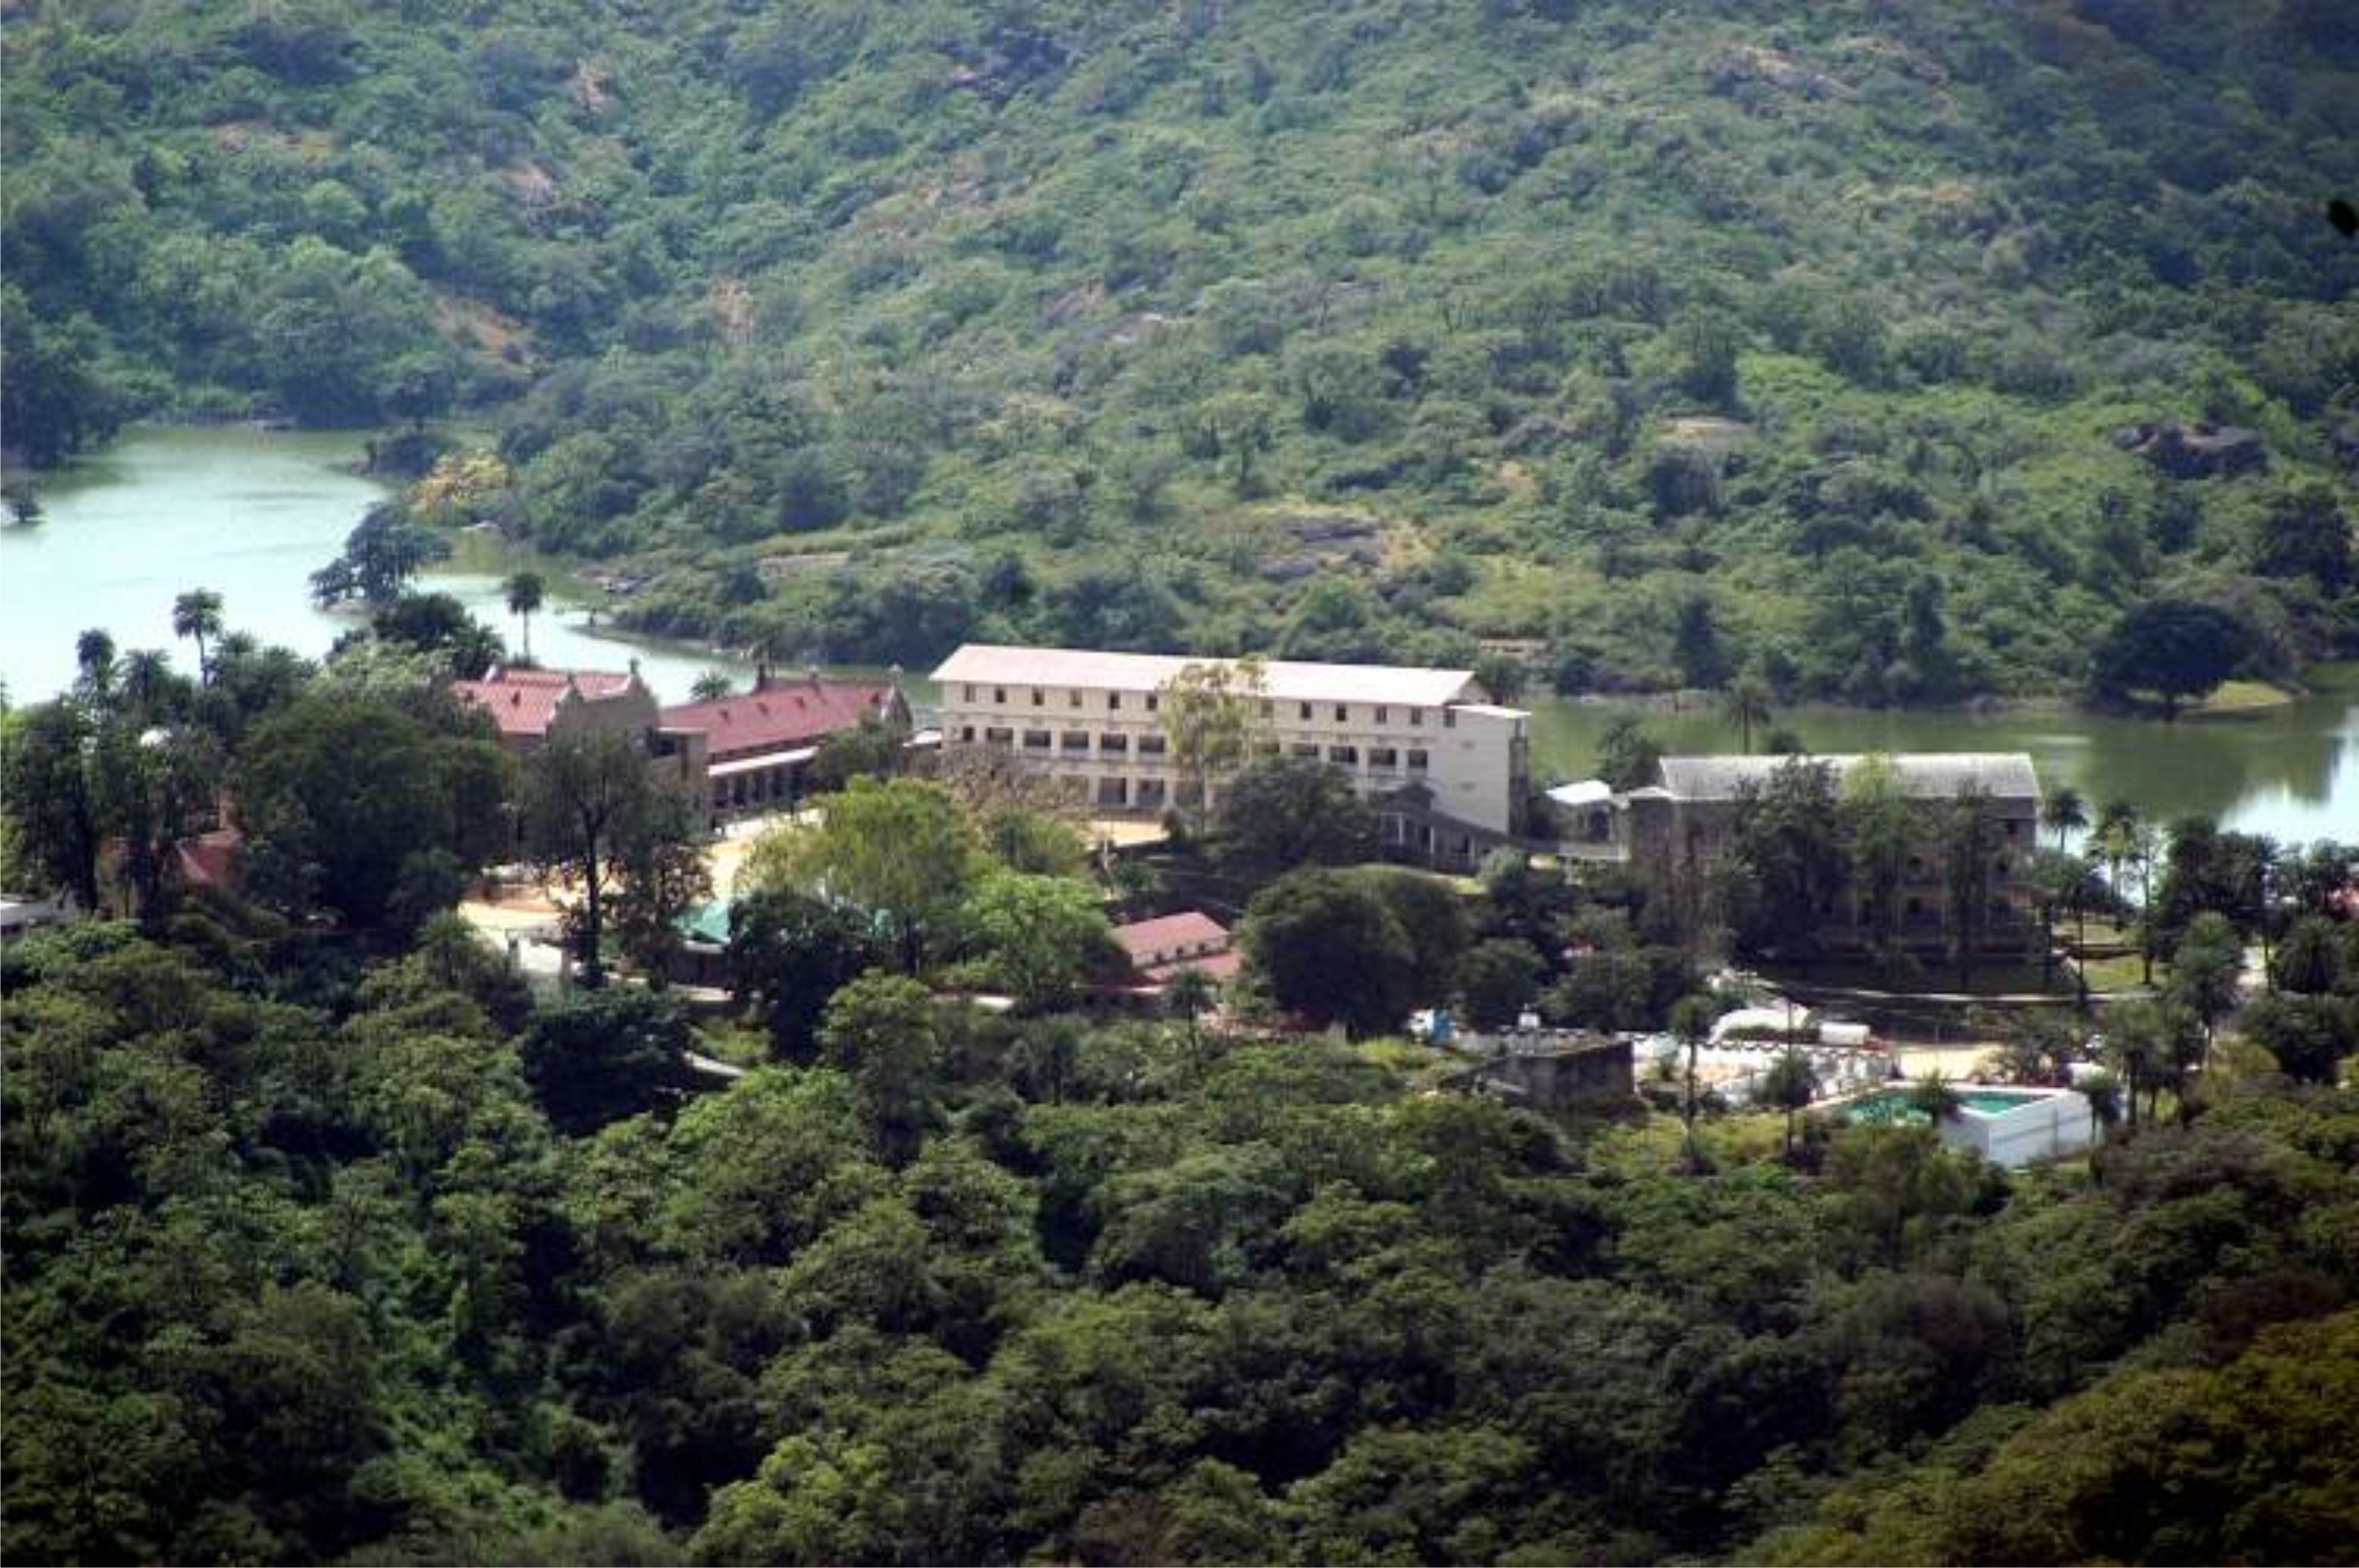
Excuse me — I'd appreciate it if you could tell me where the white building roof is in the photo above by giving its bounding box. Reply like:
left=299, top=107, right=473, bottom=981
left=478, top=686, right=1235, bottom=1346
left=1654, top=753, right=2040, bottom=803
left=1547, top=778, right=1615, bottom=808
left=931, top=644, right=1490, bottom=709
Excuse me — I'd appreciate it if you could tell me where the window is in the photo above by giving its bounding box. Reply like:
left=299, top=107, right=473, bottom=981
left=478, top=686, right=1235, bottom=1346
left=1023, top=730, right=1051, bottom=751
left=1443, top=708, right=1458, bottom=729
left=1291, top=743, right=1319, bottom=759
left=963, top=685, right=975, bottom=702
left=1253, top=738, right=1279, bottom=756
left=1101, top=733, right=1129, bottom=754
left=1138, top=734, right=1166, bottom=756
left=1146, top=693, right=1160, bottom=712
left=1408, top=708, right=1424, bottom=726
left=1109, top=692, right=1123, bottom=711
left=1329, top=744, right=1359, bottom=765
left=1261, top=699, right=1275, bottom=717
left=2004, top=819, right=2019, bottom=837
left=1334, top=703, right=1348, bottom=722
left=993, top=687, right=1007, bottom=705
left=1407, top=749, right=1429, bottom=771
left=1370, top=746, right=1398, bottom=768
left=1300, top=702, right=1313, bottom=720
left=1136, top=779, right=1167, bottom=807
left=959, top=726, right=976, bottom=742
left=1061, top=731, right=1090, bottom=752
left=1068, top=689, right=1083, bottom=708
left=984, top=726, right=1014, bottom=747
left=1376, top=705, right=1389, bottom=723
left=1031, top=688, right=1044, bottom=706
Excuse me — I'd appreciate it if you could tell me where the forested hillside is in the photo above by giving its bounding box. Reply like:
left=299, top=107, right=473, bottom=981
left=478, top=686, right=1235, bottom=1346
left=7, top=0, right=2358, bottom=696
left=8, top=916, right=2359, bottom=1566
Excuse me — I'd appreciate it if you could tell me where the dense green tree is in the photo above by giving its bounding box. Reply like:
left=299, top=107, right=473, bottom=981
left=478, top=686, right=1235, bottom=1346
left=520, top=988, right=699, bottom=1135
left=521, top=726, right=697, bottom=987
left=1455, top=937, right=1544, bottom=1028
left=818, top=970, right=948, bottom=1165
left=2088, top=598, right=2253, bottom=717
left=728, top=886, right=884, bottom=1063
left=1239, top=867, right=1415, bottom=1038
left=234, top=696, right=507, bottom=929
left=745, top=777, right=984, bottom=973
left=1213, top=755, right=1376, bottom=879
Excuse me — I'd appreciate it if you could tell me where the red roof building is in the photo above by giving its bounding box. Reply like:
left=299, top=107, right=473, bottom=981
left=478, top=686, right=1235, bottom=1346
left=452, top=666, right=656, bottom=748
left=659, top=668, right=913, bottom=820
left=1112, top=910, right=1239, bottom=983
left=660, top=671, right=904, bottom=763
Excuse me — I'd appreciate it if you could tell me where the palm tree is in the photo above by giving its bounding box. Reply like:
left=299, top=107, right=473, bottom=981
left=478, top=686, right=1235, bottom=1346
left=1723, top=671, right=1773, bottom=753
left=1164, top=967, right=1220, bottom=1078
left=1669, top=994, right=1717, bottom=1174
left=119, top=649, right=173, bottom=721
left=2041, top=784, right=2089, bottom=852
left=74, top=628, right=117, bottom=699
left=171, top=589, right=224, bottom=683
left=690, top=670, right=736, bottom=703
left=503, top=571, right=546, bottom=662
left=1760, top=1046, right=1820, bottom=1164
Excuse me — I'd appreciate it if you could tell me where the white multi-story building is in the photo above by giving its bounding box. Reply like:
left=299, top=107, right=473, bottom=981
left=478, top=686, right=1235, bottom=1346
left=930, top=644, right=1532, bottom=864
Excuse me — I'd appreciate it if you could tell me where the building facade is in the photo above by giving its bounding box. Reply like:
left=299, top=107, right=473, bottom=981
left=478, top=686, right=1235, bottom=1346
left=929, top=644, right=1532, bottom=864
left=660, top=668, right=910, bottom=824
left=1605, top=752, right=2044, bottom=955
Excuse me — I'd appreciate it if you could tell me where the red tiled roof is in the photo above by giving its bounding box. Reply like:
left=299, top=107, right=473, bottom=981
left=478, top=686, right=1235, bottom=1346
left=660, top=678, right=893, bottom=760
left=175, top=827, right=242, bottom=891
left=1113, top=910, right=1230, bottom=962
left=1141, top=950, right=1243, bottom=984
left=453, top=668, right=638, bottom=740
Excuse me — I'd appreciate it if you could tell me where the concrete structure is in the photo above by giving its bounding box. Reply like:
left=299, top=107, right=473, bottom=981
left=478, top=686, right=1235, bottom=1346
left=930, top=644, right=1532, bottom=866
left=0, top=895, right=72, bottom=945
left=1585, top=752, right=2041, bottom=955
left=1453, top=1030, right=1635, bottom=1107
left=1112, top=911, right=1239, bottom=985
left=660, top=668, right=910, bottom=824
left=1839, top=1084, right=2097, bottom=1168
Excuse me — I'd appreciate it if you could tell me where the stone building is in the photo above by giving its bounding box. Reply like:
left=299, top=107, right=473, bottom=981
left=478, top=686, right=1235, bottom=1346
left=1604, top=752, right=2044, bottom=955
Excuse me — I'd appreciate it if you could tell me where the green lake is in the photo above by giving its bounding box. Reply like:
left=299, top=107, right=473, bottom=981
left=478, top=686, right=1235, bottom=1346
left=4, top=428, right=2351, bottom=843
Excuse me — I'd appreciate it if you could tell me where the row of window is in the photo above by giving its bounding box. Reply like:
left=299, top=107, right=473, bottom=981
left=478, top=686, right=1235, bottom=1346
left=958, top=684, right=1450, bottom=729
left=958, top=726, right=1435, bottom=769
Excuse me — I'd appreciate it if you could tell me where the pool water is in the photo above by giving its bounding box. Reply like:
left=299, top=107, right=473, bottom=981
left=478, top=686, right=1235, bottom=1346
left=1840, top=1088, right=2042, bottom=1125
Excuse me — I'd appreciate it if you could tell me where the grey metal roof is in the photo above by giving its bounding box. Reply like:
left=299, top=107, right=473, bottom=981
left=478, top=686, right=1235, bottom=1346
left=1653, top=752, right=2040, bottom=802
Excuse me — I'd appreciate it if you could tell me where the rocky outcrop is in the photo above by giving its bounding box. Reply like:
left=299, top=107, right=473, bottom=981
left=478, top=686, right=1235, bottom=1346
left=2113, top=421, right=2266, bottom=479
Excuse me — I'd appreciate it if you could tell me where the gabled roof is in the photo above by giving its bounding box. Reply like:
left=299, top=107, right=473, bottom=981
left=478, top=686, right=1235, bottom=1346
left=660, top=676, right=895, bottom=760
left=1113, top=910, right=1230, bottom=962
left=1653, top=753, right=2040, bottom=802
left=932, top=644, right=1492, bottom=709
left=453, top=667, right=640, bottom=740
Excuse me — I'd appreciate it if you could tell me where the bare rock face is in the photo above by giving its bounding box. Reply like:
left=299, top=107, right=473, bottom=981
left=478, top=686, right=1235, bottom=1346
left=2113, top=420, right=2267, bottom=480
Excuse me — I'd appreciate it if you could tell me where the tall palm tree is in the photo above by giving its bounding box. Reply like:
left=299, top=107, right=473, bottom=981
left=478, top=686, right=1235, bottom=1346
left=74, top=628, right=117, bottom=699
left=1669, top=994, right=1717, bottom=1174
left=2041, top=784, right=2089, bottom=852
left=1723, top=671, right=1773, bottom=753
left=504, top=571, right=546, bottom=662
left=119, top=649, right=172, bottom=721
left=1760, top=1046, right=1820, bottom=1165
left=172, top=589, right=224, bottom=683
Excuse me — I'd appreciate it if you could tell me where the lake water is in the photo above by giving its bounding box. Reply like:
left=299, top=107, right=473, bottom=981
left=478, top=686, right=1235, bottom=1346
left=0, top=427, right=751, bottom=704
left=4, top=428, right=2351, bottom=843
